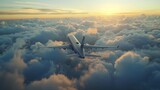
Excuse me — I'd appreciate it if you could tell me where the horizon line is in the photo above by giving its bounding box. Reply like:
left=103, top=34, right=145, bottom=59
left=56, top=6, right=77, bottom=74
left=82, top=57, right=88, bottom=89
left=0, top=10, right=160, bottom=20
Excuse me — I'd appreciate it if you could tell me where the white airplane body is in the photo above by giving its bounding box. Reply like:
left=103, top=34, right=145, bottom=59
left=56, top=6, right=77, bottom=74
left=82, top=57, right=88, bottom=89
left=47, top=34, right=118, bottom=58
left=68, top=34, right=85, bottom=58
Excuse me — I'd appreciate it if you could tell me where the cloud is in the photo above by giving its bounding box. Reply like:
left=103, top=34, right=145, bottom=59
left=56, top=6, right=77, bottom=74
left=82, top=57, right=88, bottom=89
left=114, top=51, right=149, bottom=89
left=14, top=1, right=50, bottom=7
left=0, top=15, right=160, bottom=90
left=0, top=8, right=88, bottom=15
left=79, top=59, right=113, bottom=90
left=27, top=74, right=76, bottom=90
left=46, top=40, right=64, bottom=47
left=87, top=28, right=97, bottom=34
left=0, top=38, right=26, bottom=90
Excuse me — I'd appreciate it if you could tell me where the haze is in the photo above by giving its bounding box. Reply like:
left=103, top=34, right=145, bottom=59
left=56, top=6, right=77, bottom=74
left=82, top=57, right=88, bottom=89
left=0, top=0, right=160, bottom=19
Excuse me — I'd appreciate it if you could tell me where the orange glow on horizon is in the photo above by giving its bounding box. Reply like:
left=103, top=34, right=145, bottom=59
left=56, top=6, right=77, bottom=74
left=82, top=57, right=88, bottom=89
left=0, top=10, right=160, bottom=20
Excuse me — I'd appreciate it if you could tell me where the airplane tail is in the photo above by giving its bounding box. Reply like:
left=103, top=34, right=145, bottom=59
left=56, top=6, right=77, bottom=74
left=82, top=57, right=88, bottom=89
left=81, top=36, right=85, bottom=48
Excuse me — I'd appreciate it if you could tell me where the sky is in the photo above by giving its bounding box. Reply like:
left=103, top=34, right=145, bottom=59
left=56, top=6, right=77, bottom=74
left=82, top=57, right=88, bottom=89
left=0, top=0, right=160, bottom=19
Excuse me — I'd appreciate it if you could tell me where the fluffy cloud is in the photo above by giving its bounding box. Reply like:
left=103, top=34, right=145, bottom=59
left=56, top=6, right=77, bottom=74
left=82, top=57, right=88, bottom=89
left=0, top=38, right=26, bottom=90
left=79, top=59, right=113, bottom=90
left=0, top=15, right=160, bottom=90
left=114, top=51, right=149, bottom=89
left=27, top=74, right=76, bottom=90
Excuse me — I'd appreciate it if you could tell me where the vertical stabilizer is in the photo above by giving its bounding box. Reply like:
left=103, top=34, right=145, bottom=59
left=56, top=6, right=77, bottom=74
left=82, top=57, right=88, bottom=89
left=81, top=36, right=85, bottom=48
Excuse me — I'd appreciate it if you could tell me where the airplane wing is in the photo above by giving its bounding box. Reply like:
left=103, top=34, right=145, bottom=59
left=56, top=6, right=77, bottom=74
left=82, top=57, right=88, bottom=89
left=42, top=45, right=71, bottom=49
left=84, top=45, right=119, bottom=49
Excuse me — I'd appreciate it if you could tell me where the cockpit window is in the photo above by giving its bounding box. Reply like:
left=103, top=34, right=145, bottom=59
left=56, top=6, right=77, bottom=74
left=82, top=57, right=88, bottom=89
left=76, top=42, right=79, bottom=44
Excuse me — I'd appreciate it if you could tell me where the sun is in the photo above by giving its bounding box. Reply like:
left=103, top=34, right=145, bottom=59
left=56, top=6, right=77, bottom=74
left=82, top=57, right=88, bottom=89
left=103, top=8, right=122, bottom=15
left=97, top=3, right=128, bottom=15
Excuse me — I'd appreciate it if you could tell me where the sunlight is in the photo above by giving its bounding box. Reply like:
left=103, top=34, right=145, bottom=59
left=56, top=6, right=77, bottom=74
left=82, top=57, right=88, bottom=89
left=99, top=4, right=127, bottom=15
left=87, top=28, right=97, bottom=34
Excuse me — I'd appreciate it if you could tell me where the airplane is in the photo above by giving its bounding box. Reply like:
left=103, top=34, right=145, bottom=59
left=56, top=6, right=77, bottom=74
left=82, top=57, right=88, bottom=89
left=44, top=34, right=118, bottom=58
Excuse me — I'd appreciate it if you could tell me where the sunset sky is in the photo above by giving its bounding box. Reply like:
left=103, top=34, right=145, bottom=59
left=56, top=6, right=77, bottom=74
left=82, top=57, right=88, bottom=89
left=0, top=0, right=160, bottom=19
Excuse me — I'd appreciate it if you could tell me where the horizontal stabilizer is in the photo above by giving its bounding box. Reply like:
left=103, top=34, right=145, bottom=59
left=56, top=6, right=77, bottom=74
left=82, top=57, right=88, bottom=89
left=85, top=54, right=101, bottom=57
left=84, top=45, right=118, bottom=49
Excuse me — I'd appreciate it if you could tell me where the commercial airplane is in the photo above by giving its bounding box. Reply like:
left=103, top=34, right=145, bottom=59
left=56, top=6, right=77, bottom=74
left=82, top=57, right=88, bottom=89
left=46, top=34, right=118, bottom=58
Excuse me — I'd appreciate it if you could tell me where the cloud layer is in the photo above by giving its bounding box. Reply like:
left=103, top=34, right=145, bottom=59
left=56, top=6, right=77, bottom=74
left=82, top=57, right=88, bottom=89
left=0, top=15, right=160, bottom=90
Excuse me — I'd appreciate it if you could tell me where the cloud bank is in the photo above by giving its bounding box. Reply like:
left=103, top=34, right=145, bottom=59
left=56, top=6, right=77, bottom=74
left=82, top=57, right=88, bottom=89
left=0, top=15, right=160, bottom=90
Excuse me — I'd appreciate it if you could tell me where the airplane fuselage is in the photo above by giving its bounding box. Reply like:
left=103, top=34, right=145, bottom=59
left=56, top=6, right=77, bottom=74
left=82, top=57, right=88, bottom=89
left=68, top=35, right=85, bottom=58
